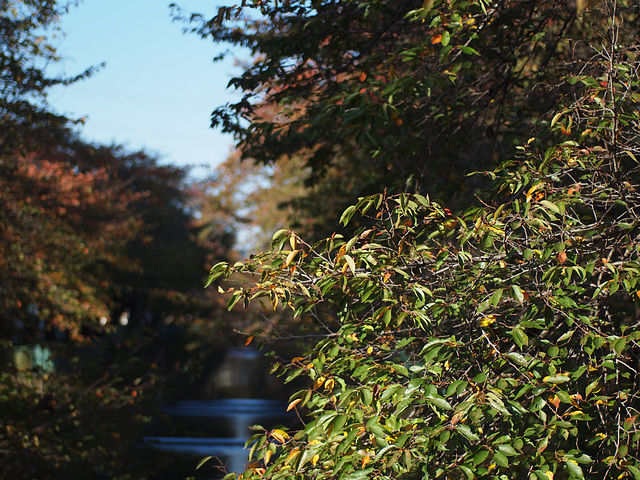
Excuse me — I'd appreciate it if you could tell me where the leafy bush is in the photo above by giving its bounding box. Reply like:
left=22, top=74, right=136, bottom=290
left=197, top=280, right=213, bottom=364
left=207, top=3, right=640, bottom=478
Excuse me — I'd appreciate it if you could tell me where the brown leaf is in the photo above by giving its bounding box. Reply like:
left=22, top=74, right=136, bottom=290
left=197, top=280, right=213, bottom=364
left=557, top=250, right=567, bottom=264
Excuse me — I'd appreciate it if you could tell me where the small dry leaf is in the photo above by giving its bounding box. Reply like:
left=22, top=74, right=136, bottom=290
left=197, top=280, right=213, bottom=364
left=557, top=250, right=567, bottom=264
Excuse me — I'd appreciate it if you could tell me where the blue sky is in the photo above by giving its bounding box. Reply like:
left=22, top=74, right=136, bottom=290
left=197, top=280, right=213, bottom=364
left=50, top=0, right=243, bottom=178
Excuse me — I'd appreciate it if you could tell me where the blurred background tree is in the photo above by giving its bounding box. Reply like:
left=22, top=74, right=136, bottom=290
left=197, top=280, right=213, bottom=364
left=0, top=1, right=244, bottom=478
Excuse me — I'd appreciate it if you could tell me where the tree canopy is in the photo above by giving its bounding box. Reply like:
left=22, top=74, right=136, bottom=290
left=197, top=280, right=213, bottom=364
left=203, top=0, right=640, bottom=479
left=0, top=2, right=241, bottom=478
left=178, top=0, right=634, bottom=238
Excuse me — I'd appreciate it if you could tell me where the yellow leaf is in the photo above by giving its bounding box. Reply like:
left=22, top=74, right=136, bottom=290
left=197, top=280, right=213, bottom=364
left=525, top=183, right=543, bottom=203
left=324, top=378, right=335, bottom=391
left=284, top=448, right=300, bottom=465
left=271, top=429, right=289, bottom=443
left=285, top=249, right=298, bottom=267
left=479, top=315, right=496, bottom=327
left=311, top=454, right=320, bottom=466
left=314, top=376, right=326, bottom=389
left=264, top=449, right=273, bottom=464
left=362, top=455, right=371, bottom=467
left=545, top=471, right=554, bottom=480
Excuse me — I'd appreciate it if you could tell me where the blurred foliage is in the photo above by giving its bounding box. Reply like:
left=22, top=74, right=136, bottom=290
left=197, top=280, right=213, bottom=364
left=0, top=1, right=246, bottom=479
left=0, top=317, right=233, bottom=480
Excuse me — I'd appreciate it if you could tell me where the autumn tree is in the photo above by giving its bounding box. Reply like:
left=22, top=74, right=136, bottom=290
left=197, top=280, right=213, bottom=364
left=0, top=141, right=141, bottom=340
left=205, top=1, right=640, bottom=479
left=0, top=2, right=238, bottom=478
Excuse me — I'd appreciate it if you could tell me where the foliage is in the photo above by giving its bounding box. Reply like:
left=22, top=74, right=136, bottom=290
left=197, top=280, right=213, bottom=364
left=0, top=318, right=231, bottom=480
left=0, top=0, right=98, bottom=153
left=0, top=1, right=242, bottom=478
left=194, top=149, right=314, bottom=253
left=177, top=0, right=632, bottom=239
left=0, top=141, right=140, bottom=340
left=206, top=2, right=640, bottom=479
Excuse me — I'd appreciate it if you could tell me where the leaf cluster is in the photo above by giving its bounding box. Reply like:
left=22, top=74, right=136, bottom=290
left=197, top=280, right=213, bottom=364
left=206, top=3, right=640, bottom=479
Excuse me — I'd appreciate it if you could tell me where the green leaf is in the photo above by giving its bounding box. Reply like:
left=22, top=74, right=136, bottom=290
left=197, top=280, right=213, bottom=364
left=196, top=456, right=212, bottom=469
left=497, top=444, right=518, bottom=456
left=460, top=45, right=480, bottom=55
left=505, top=352, right=528, bottom=365
left=473, top=449, right=490, bottom=465
left=540, top=200, right=561, bottom=214
left=343, top=254, right=357, bottom=274
left=345, top=468, right=374, bottom=480
left=271, top=228, right=290, bottom=249
left=544, top=375, right=570, bottom=384
left=340, top=205, right=357, bottom=226
left=512, top=327, right=529, bottom=350
left=627, top=464, right=640, bottom=480
left=456, top=425, right=480, bottom=442
left=392, top=364, right=410, bottom=377
left=493, top=450, right=509, bottom=467
left=441, top=30, right=451, bottom=46
left=458, top=465, right=474, bottom=480
left=565, top=460, right=584, bottom=479
left=490, top=288, right=503, bottom=306
left=511, top=285, right=524, bottom=304
left=426, top=395, right=453, bottom=410
left=612, top=337, right=627, bottom=355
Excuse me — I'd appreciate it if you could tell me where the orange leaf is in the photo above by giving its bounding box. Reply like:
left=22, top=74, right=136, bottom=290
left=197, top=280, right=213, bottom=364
left=287, top=398, right=302, bottom=411
left=431, top=34, right=442, bottom=44
left=313, top=376, right=326, bottom=389
left=557, top=250, right=567, bottom=264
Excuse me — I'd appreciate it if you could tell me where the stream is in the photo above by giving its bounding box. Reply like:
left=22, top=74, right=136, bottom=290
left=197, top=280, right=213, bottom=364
left=144, top=348, right=295, bottom=478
